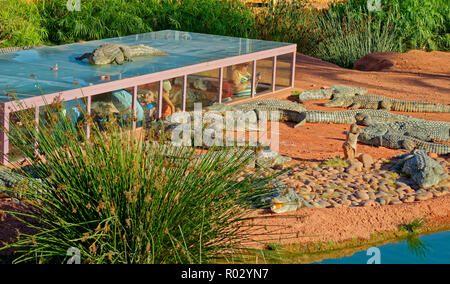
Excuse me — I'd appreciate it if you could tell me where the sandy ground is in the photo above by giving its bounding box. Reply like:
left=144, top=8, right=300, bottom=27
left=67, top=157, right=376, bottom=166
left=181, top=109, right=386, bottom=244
left=267, top=52, right=450, bottom=161
left=244, top=194, right=450, bottom=248
left=245, top=51, right=450, bottom=247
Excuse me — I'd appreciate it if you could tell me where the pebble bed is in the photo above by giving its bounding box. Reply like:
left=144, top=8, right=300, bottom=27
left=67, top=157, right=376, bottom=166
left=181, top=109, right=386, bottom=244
left=270, top=155, right=450, bottom=208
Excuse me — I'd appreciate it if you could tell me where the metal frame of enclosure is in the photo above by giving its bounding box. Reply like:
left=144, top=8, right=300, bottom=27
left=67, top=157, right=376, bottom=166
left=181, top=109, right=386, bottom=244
left=0, top=34, right=296, bottom=164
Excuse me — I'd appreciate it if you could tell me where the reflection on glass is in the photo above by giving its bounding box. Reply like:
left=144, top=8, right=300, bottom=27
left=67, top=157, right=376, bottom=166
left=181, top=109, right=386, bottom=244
left=91, top=89, right=142, bottom=129
left=231, top=62, right=254, bottom=99
left=184, top=69, right=220, bottom=111
left=275, top=53, right=293, bottom=90
left=138, top=81, right=177, bottom=122
left=255, top=57, right=274, bottom=96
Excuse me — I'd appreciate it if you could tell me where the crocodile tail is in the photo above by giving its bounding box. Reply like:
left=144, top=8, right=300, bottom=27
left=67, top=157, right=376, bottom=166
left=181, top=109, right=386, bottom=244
left=416, top=140, right=450, bottom=155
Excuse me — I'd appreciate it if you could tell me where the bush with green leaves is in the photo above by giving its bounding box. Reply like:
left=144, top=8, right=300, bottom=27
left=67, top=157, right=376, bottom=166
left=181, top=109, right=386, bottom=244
left=36, top=0, right=256, bottom=44
left=255, top=0, right=319, bottom=55
left=0, top=0, right=47, bottom=47
left=312, top=2, right=400, bottom=68
left=1, top=101, right=273, bottom=264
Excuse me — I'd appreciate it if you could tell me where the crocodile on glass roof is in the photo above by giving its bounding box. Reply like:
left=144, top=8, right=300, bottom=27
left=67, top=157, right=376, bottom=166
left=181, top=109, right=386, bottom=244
left=0, top=30, right=293, bottom=102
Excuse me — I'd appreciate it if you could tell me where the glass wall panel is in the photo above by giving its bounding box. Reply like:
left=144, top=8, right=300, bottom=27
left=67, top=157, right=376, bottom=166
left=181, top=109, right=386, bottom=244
left=275, top=53, right=293, bottom=90
left=90, top=88, right=138, bottom=130
left=255, top=57, right=274, bottom=96
left=136, top=82, right=162, bottom=127
left=164, top=76, right=185, bottom=112
left=223, top=61, right=254, bottom=103
left=185, top=69, right=220, bottom=111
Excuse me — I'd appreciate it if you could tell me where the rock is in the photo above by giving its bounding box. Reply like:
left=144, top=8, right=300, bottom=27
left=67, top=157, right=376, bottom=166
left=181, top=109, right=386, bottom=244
left=389, top=199, right=402, bottom=205
left=415, top=192, right=433, bottom=201
left=345, top=164, right=362, bottom=175
left=358, top=154, right=374, bottom=170
left=402, top=196, right=416, bottom=203
left=361, top=199, right=376, bottom=207
left=376, top=198, right=387, bottom=205
left=355, top=191, right=370, bottom=200
left=395, top=181, right=409, bottom=188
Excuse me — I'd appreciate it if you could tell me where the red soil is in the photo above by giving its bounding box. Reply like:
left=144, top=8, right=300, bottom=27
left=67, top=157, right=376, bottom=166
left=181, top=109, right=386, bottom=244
left=1, top=51, right=449, bottom=254
left=267, top=51, right=450, bottom=161
left=255, top=51, right=450, bottom=247
left=245, top=194, right=450, bottom=248
left=354, top=50, right=450, bottom=75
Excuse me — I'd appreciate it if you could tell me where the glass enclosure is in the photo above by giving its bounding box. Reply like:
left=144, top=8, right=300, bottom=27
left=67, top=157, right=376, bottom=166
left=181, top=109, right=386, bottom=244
left=0, top=30, right=296, bottom=164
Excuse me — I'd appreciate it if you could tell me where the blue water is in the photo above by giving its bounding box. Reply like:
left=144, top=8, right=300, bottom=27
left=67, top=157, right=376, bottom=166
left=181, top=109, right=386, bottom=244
left=317, top=231, right=450, bottom=264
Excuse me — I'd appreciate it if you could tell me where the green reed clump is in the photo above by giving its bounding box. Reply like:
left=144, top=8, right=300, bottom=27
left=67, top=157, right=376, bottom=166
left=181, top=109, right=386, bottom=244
left=256, top=0, right=319, bottom=54
left=313, top=2, right=400, bottom=68
left=387, top=0, right=449, bottom=51
left=1, top=101, right=273, bottom=264
left=399, top=218, right=426, bottom=234
left=0, top=0, right=47, bottom=47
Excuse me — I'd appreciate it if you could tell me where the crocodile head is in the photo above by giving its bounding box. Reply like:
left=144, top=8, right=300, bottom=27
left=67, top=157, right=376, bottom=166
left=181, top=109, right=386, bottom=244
left=324, top=97, right=351, bottom=108
left=413, top=164, right=448, bottom=188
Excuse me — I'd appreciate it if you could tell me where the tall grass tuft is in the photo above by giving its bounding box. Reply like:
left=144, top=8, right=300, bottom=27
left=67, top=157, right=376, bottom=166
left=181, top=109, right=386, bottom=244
left=1, top=100, right=273, bottom=264
left=256, top=0, right=319, bottom=55
left=313, top=3, right=400, bottom=68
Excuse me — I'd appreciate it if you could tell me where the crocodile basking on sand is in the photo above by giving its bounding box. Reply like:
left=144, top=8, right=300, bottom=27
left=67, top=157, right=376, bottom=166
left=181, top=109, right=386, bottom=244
left=297, top=85, right=450, bottom=113
left=359, top=125, right=450, bottom=155
left=361, top=120, right=450, bottom=143
left=304, top=109, right=421, bottom=126
left=297, top=85, right=368, bottom=103
left=392, top=150, right=448, bottom=188
left=325, top=94, right=450, bottom=113
left=76, top=43, right=169, bottom=65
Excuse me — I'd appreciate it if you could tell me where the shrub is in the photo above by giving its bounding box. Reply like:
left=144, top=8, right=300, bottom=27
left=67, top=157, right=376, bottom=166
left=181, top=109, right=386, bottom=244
left=36, top=0, right=257, bottom=44
left=1, top=100, right=273, bottom=264
left=0, top=0, right=47, bottom=47
left=37, top=0, right=153, bottom=43
left=154, top=0, right=257, bottom=38
left=255, top=0, right=319, bottom=54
